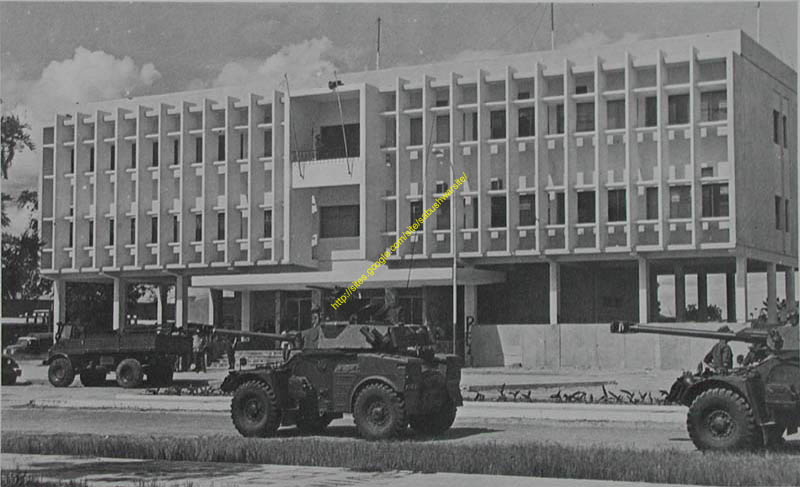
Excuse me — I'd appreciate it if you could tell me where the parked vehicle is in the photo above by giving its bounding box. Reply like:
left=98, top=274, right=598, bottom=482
left=45, top=323, right=192, bottom=388
left=2, top=354, right=22, bottom=385
left=4, top=335, right=47, bottom=356
left=218, top=313, right=463, bottom=441
left=611, top=320, right=799, bottom=451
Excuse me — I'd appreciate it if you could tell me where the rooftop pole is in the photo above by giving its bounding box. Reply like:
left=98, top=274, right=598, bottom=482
left=376, top=17, right=382, bottom=70
left=550, top=3, right=555, bottom=50
left=756, top=2, right=761, bottom=42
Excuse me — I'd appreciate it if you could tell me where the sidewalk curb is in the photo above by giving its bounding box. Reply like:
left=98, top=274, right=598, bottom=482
left=27, top=397, right=686, bottom=423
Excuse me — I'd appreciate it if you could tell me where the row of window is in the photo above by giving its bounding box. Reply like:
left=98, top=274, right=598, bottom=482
left=400, top=91, right=727, bottom=145
left=397, top=184, right=729, bottom=231
left=64, top=132, right=274, bottom=174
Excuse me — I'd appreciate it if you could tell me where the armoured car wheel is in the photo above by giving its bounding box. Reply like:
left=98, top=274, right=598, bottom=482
left=80, top=369, right=106, bottom=387
left=353, top=383, right=406, bottom=440
left=231, top=380, right=282, bottom=437
left=687, top=388, right=757, bottom=451
left=48, top=357, right=75, bottom=387
left=409, top=397, right=457, bottom=436
left=116, top=358, right=144, bottom=388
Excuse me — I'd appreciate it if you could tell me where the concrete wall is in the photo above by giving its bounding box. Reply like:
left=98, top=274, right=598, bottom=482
left=471, top=322, right=749, bottom=370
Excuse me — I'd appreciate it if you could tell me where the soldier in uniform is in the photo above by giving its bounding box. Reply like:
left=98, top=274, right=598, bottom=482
left=704, top=325, right=733, bottom=371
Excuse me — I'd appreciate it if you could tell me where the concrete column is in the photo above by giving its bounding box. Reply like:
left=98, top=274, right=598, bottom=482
left=463, top=284, right=478, bottom=365
left=725, top=272, right=736, bottom=323
left=174, top=276, right=188, bottom=329
left=274, top=291, right=283, bottom=333
left=52, top=279, right=67, bottom=341
left=112, top=277, right=127, bottom=331
left=786, top=268, right=797, bottom=313
left=674, top=265, right=686, bottom=321
left=637, top=257, right=649, bottom=324
left=697, top=271, right=708, bottom=321
left=767, top=262, right=778, bottom=323
left=549, top=260, right=560, bottom=325
left=156, top=285, right=168, bottom=324
left=241, top=291, right=252, bottom=331
left=735, top=256, right=748, bottom=323
left=207, top=289, right=223, bottom=327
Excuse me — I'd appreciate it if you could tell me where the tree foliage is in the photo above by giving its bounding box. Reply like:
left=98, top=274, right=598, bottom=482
left=2, top=114, right=36, bottom=179
left=1, top=229, right=50, bottom=301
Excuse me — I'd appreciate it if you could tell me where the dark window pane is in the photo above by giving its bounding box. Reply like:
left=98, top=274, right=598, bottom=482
left=152, top=141, right=159, bottom=166
left=263, top=210, right=272, bottom=238
left=410, top=200, right=423, bottom=228
left=88, top=223, right=94, bottom=246
left=320, top=205, right=360, bottom=238
left=702, top=183, right=729, bottom=218
left=195, top=214, right=202, bottom=241
left=576, top=103, right=595, bottom=132
left=490, top=110, right=506, bottom=139
left=217, top=213, right=225, bottom=240
left=110, top=145, right=115, bottom=170
left=490, top=196, right=506, bottom=227
left=173, top=216, right=179, bottom=242
left=669, top=186, right=692, bottom=218
left=773, top=110, right=780, bottom=144
left=518, top=107, right=535, bottom=137
left=608, top=189, right=627, bottom=222
left=436, top=200, right=450, bottom=230
left=109, top=219, right=115, bottom=245
left=519, top=194, right=535, bottom=226
left=151, top=217, right=158, bottom=244
left=173, top=140, right=179, bottom=164
left=264, top=131, right=272, bottom=157
left=131, top=143, right=137, bottom=168
left=645, top=97, right=658, bottom=127
left=700, top=90, right=727, bottom=122
left=69, top=149, right=75, bottom=173
left=195, top=137, right=203, bottom=163
left=577, top=191, right=596, bottom=223
left=607, top=100, right=626, bottom=129
left=436, top=116, right=450, bottom=143
left=217, top=135, right=225, bottom=161
left=410, top=118, right=423, bottom=146
left=556, top=104, right=564, bottom=134
left=645, top=187, right=659, bottom=220
left=89, top=147, right=95, bottom=172
left=130, top=218, right=136, bottom=243
left=668, top=95, right=689, bottom=125
left=775, top=196, right=782, bottom=230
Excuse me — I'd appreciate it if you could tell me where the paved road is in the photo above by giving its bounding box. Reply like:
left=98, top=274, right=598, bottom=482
left=0, top=405, right=697, bottom=451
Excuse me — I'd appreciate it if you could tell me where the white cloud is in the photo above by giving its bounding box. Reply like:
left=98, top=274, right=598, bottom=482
left=213, top=37, right=339, bottom=90
left=2, top=47, right=161, bottom=234
left=562, top=31, right=645, bottom=50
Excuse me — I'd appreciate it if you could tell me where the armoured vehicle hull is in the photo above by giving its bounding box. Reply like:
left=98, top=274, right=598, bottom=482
left=611, top=321, right=799, bottom=451
left=218, top=323, right=463, bottom=440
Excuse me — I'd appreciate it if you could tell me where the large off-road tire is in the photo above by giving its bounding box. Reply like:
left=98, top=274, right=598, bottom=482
left=353, top=383, right=407, bottom=440
left=116, top=358, right=144, bottom=388
left=231, top=380, right=282, bottom=437
left=79, top=369, right=107, bottom=387
left=48, top=357, right=75, bottom=387
left=687, top=388, right=758, bottom=451
left=409, top=397, right=457, bottom=436
left=296, top=413, right=335, bottom=434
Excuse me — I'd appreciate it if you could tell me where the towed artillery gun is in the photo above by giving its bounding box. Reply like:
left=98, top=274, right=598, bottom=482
left=611, top=320, right=799, bottom=451
left=215, top=317, right=463, bottom=441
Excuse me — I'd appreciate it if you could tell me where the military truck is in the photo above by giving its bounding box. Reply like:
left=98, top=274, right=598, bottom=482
left=611, top=320, right=799, bottom=451
left=218, top=318, right=463, bottom=441
left=45, top=322, right=191, bottom=388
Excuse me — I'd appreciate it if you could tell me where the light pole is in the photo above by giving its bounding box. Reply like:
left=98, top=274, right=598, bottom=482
left=434, top=149, right=470, bottom=357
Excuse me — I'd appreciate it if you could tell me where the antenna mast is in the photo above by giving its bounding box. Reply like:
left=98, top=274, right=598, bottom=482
left=756, top=2, right=761, bottom=42
left=376, top=17, right=382, bottom=70
left=550, top=3, right=555, bottom=50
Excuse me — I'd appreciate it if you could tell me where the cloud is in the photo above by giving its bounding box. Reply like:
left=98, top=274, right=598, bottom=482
left=1, top=47, right=161, bottom=234
left=213, top=37, right=339, bottom=90
left=562, top=31, right=645, bottom=50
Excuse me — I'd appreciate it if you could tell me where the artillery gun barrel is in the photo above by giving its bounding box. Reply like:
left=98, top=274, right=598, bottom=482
left=212, top=328, right=295, bottom=342
left=610, top=321, right=769, bottom=343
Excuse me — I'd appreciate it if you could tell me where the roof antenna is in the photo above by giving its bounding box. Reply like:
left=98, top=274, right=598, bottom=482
left=550, top=3, right=555, bottom=50
left=376, top=17, right=382, bottom=70
left=756, top=2, right=761, bottom=42
left=328, top=73, right=352, bottom=175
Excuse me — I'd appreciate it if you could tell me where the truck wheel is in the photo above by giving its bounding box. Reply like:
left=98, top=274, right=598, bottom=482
left=231, top=380, right=282, bottom=437
left=296, top=413, right=335, bottom=434
left=48, top=357, right=75, bottom=387
left=116, top=358, right=144, bottom=388
left=353, top=383, right=406, bottom=440
left=410, top=397, right=457, bottom=436
left=79, top=369, right=106, bottom=387
left=687, top=388, right=758, bottom=451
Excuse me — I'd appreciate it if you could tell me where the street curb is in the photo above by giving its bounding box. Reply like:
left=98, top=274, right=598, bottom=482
left=27, top=397, right=686, bottom=423
left=466, top=380, right=613, bottom=392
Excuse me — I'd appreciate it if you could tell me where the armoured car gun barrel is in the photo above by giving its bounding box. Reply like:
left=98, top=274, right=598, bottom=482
left=610, top=321, right=787, bottom=351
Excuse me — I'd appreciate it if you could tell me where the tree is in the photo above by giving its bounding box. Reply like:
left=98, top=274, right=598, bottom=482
left=2, top=114, right=35, bottom=179
left=1, top=230, right=50, bottom=301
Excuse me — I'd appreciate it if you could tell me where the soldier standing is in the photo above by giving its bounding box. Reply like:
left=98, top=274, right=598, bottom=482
left=704, top=325, right=733, bottom=371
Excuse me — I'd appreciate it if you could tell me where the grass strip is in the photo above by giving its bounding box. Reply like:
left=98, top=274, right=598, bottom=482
left=3, top=432, right=799, bottom=486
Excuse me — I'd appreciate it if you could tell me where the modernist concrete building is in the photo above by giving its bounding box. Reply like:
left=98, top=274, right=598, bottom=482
left=39, top=30, right=797, bottom=368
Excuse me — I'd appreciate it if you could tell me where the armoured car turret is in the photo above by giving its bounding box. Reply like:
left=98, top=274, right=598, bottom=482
left=611, top=320, right=799, bottom=451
